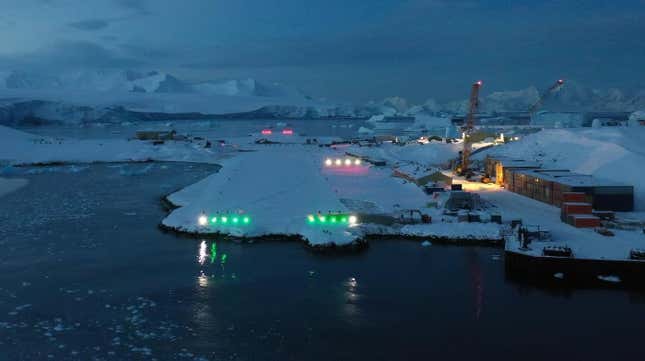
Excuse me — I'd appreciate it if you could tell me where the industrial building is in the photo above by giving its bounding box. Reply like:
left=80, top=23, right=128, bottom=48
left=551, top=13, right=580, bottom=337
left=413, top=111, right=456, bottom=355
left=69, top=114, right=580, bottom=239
left=483, top=156, right=541, bottom=185
left=505, top=168, right=633, bottom=211
left=484, top=155, right=634, bottom=211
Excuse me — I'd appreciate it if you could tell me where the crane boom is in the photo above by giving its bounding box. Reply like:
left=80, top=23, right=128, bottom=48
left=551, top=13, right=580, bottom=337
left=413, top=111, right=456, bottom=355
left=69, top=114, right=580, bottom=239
left=459, top=80, right=482, bottom=176
left=528, top=79, right=564, bottom=116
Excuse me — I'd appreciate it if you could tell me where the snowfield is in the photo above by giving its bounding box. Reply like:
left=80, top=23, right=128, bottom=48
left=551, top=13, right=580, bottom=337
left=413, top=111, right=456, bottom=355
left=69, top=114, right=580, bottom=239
left=0, top=125, right=232, bottom=165
left=477, top=127, right=645, bottom=210
left=161, top=146, right=361, bottom=246
left=346, top=141, right=460, bottom=167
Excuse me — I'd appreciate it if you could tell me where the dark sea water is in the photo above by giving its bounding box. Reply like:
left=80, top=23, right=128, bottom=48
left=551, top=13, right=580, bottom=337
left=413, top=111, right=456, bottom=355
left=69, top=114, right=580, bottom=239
left=18, top=119, right=368, bottom=140
left=1, top=163, right=644, bottom=360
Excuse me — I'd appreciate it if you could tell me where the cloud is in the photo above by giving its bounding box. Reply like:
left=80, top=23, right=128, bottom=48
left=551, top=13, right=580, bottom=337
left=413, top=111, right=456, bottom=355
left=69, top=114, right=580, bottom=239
left=0, top=41, right=144, bottom=71
left=119, top=43, right=173, bottom=59
left=68, top=19, right=110, bottom=31
left=113, top=0, right=149, bottom=14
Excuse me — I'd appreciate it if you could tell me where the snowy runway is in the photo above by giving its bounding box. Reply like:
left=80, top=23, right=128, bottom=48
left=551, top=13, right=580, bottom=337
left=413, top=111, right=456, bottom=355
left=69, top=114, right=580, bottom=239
left=162, top=146, right=361, bottom=246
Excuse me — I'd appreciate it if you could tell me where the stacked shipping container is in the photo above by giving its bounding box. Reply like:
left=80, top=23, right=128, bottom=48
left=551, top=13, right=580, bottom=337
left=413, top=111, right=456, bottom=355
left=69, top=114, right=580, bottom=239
left=485, top=156, right=634, bottom=211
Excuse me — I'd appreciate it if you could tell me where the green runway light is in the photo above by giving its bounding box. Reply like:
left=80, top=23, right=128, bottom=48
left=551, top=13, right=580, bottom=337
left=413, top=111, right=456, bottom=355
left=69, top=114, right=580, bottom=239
left=221, top=254, right=227, bottom=264
left=199, top=214, right=251, bottom=227
left=307, top=213, right=357, bottom=226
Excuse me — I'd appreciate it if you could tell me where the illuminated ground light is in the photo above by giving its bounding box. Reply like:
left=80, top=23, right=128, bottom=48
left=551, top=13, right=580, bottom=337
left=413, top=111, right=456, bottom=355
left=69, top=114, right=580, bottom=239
left=282, top=128, right=294, bottom=135
left=307, top=213, right=358, bottom=226
left=261, top=129, right=272, bottom=135
left=325, top=157, right=363, bottom=167
left=199, top=214, right=251, bottom=226
left=198, top=214, right=208, bottom=226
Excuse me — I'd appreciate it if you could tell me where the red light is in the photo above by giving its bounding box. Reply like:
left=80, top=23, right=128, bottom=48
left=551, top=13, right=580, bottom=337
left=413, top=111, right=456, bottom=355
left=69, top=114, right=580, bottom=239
left=282, top=128, right=294, bottom=135
left=261, top=129, right=272, bottom=135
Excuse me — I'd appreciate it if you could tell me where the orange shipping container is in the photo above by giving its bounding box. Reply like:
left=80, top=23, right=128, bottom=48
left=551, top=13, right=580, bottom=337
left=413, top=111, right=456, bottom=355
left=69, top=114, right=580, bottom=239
left=562, top=192, right=587, bottom=203
left=561, top=202, right=593, bottom=215
left=567, top=214, right=600, bottom=228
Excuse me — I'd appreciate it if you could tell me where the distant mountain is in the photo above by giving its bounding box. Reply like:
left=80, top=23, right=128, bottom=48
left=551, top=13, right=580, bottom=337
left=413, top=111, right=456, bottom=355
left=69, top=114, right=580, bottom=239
left=477, top=81, right=645, bottom=113
left=0, top=69, right=307, bottom=99
left=1, top=70, right=643, bottom=126
left=0, top=69, right=340, bottom=125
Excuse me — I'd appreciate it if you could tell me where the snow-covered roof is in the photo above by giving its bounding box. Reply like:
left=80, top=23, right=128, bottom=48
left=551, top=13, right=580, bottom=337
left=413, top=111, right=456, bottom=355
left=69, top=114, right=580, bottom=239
left=515, top=169, right=629, bottom=188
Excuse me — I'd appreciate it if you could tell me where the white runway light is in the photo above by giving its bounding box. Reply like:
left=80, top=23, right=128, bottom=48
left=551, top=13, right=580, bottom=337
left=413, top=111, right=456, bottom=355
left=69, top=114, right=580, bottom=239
left=344, top=158, right=352, bottom=166
left=348, top=215, right=358, bottom=225
left=325, top=158, right=333, bottom=166
left=198, top=214, right=208, bottom=226
left=335, top=159, right=342, bottom=166
left=354, top=159, right=361, bottom=165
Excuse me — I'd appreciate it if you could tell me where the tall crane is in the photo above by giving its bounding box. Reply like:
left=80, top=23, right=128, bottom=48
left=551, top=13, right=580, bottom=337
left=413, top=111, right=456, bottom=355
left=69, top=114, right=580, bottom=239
left=457, top=80, right=482, bottom=176
left=528, top=79, right=565, bottom=117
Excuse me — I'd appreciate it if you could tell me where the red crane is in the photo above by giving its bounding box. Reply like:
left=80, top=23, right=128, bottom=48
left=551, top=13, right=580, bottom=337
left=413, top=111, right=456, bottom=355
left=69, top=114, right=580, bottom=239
left=458, top=80, right=482, bottom=176
left=528, top=79, right=565, bottom=116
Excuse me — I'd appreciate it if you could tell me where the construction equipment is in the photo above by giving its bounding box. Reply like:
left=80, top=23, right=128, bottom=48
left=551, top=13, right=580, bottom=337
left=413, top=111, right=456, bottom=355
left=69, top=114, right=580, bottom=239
left=394, top=209, right=431, bottom=224
left=528, top=79, right=565, bottom=117
left=456, top=80, right=482, bottom=177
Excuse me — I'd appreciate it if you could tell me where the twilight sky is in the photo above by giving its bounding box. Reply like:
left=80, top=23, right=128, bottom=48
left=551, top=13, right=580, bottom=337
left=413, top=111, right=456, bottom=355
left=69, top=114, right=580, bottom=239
left=0, top=0, right=644, bottom=102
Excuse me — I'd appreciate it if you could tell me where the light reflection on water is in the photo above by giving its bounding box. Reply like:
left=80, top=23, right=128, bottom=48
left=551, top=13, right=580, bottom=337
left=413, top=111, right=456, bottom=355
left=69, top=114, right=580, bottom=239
left=198, top=271, right=209, bottom=288
left=198, top=240, right=208, bottom=266
left=196, top=240, right=231, bottom=287
left=343, top=276, right=362, bottom=322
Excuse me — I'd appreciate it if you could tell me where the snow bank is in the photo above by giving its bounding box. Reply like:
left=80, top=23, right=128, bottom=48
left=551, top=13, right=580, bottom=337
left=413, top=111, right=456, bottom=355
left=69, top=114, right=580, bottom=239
left=400, top=223, right=502, bottom=240
left=478, top=127, right=645, bottom=210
